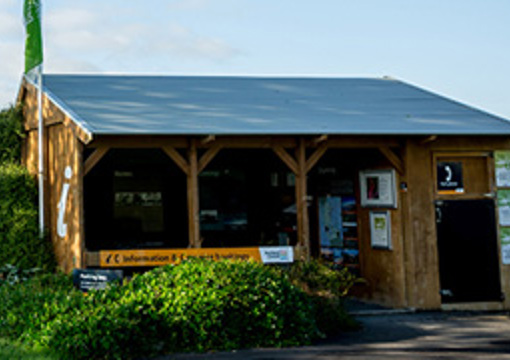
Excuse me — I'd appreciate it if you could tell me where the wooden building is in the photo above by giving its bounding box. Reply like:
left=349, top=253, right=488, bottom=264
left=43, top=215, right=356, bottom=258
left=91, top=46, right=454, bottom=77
left=18, top=74, right=510, bottom=310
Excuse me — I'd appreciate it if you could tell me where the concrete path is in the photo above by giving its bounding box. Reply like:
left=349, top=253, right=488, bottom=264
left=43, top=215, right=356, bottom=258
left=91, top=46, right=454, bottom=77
left=159, top=312, right=510, bottom=359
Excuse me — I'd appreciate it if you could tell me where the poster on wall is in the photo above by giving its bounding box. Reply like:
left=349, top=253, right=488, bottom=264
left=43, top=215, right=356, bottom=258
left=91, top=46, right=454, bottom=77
left=500, top=228, right=510, bottom=265
left=495, top=151, right=510, bottom=187
left=436, top=162, right=464, bottom=194
left=369, top=211, right=392, bottom=249
left=318, top=196, right=343, bottom=248
left=497, top=190, right=510, bottom=226
left=359, top=169, right=397, bottom=208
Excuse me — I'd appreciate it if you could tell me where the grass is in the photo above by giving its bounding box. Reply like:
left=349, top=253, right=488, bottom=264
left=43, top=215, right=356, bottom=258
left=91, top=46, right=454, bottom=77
left=0, top=338, right=56, bottom=360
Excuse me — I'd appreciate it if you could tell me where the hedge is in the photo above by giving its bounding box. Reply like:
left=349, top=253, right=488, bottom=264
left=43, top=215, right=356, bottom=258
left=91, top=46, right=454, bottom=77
left=0, top=163, right=55, bottom=271
left=0, top=106, right=24, bottom=164
left=0, top=259, right=318, bottom=359
left=0, top=105, right=55, bottom=271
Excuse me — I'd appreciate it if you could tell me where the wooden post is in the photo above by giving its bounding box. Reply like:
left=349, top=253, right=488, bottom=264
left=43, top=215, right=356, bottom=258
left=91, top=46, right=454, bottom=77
left=187, top=139, right=200, bottom=248
left=295, top=138, right=310, bottom=260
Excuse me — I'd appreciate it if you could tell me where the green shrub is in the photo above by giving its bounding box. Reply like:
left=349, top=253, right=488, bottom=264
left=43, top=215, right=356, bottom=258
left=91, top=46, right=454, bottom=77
left=0, top=163, right=55, bottom=271
left=0, top=273, right=84, bottom=342
left=0, top=106, right=24, bottom=164
left=0, top=260, right=360, bottom=359
left=35, top=259, right=318, bottom=359
left=286, top=260, right=362, bottom=335
left=286, top=260, right=360, bottom=298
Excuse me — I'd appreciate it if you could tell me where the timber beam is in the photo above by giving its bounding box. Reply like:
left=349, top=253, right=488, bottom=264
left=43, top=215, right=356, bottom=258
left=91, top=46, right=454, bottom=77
left=379, top=146, right=404, bottom=175
left=162, top=139, right=223, bottom=249
left=84, top=146, right=109, bottom=176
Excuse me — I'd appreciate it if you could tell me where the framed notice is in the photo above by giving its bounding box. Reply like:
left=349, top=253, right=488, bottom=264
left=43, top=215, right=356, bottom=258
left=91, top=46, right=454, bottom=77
left=369, top=211, right=392, bottom=249
left=359, top=169, right=397, bottom=208
left=495, top=151, right=510, bottom=187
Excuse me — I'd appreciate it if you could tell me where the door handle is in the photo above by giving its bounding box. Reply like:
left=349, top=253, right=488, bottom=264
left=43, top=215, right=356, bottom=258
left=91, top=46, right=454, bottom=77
left=436, top=206, right=442, bottom=224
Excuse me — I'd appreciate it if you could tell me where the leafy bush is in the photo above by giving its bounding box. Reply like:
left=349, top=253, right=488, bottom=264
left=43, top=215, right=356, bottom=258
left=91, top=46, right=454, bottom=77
left=286, top=260, right=362, bottom=335
left=0, top=106, right=24, bottom=164
left=0, top=163, right=55, bottom=271
left=0, top=260, right=360, bottom=359
left=33, top=259, right=318, bottom=359
left=286, top=260, right=360, bottom=298
left=0, top=273, right=84, bottom=342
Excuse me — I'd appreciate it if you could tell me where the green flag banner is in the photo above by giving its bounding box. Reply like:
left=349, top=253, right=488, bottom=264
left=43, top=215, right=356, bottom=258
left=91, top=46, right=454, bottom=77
left=24, top=0, right=43, bottom=73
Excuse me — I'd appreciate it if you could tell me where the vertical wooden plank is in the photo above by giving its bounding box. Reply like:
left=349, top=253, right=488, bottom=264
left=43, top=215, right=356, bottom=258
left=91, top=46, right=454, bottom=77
left=405, top=139, right=441, bottom=309
left=400, top=144, right=414, bottom=308
left=45, top=123, right=85, bottom=273
left=295, top=138, right=310, bottom=260
left=187, top=139, right=200, bottom=248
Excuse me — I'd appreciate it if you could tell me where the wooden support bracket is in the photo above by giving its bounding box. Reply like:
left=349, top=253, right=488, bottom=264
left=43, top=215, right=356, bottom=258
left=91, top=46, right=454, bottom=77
left=420, top=135, right=438, bottom=145
left=84, top=146, right=109, bottom=176
left=312, top=134, right=328, bottom=145
left=305, top=142, right=329, bottom=173
left=272, top=145, right=298, bottom=174
left=201, top=135, right=216, bottom=145
left=379, top=146, right=404, bottom=175
left=198, top=143, right=222, bottom=173
left=162, top=146, right=190, bottom=175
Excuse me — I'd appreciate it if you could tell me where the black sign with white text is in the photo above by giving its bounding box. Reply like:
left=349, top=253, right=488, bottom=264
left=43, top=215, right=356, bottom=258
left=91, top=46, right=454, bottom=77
left=72, top=269, right=123, bottom=292
left=437, top=162, right=464, bottom=193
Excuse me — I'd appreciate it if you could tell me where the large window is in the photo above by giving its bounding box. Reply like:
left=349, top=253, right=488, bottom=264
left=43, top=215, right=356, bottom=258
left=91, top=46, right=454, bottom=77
left=84, top=149, right=187, bottom=251
left=199, top=149, right=297, bottom=248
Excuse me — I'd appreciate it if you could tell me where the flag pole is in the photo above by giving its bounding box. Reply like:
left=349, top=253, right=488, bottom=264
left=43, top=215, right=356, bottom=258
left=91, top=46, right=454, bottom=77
left=37, top=64, right=44, bottom=236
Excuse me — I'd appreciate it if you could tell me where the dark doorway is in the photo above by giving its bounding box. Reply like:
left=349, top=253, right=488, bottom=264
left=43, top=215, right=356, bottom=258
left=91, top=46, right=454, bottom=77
left=435, top=199, right=502, bottom=303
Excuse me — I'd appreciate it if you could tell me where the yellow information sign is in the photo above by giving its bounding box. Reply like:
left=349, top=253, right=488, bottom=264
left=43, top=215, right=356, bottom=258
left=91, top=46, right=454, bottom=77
left=99, top=247, right=263, bottom=267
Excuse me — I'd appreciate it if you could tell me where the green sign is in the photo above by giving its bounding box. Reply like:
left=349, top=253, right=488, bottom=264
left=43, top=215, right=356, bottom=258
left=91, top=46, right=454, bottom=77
left=24, top=0, right=43, bottom=73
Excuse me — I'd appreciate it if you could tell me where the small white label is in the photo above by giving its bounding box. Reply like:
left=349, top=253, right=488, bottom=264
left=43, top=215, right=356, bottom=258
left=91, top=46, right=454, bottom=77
left=258, top=246, right=294, bottom=263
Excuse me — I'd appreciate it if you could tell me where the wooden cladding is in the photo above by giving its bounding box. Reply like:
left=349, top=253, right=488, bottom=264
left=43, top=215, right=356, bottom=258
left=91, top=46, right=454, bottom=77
left=433, top=152, right=493, bottom=198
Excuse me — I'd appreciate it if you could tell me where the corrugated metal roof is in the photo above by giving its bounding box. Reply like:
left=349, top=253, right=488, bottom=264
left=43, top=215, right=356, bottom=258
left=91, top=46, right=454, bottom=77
left=39, top=75, right=510, bottom=136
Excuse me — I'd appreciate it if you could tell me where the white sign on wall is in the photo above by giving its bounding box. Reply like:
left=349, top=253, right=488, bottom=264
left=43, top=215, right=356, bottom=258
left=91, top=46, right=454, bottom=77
left=359, top=169, right=397, bottom=208
left=57, top=166, right=72, bottom=238
left=258, top=246, right=294, bottom=263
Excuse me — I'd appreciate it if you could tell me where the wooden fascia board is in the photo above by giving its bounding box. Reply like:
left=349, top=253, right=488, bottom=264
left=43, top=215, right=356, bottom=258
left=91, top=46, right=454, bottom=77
left=20, top=78, right=93, bottom=144
left=89, top=136, right=189, bottom=149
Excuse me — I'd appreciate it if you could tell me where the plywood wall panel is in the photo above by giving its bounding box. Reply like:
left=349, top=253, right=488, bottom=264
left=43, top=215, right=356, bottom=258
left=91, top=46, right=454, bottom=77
left=404, top=140, right=441, bottom=309
left=356, top=165, right=407, bottom=308
left=47, top=124, right=83, bottom=272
